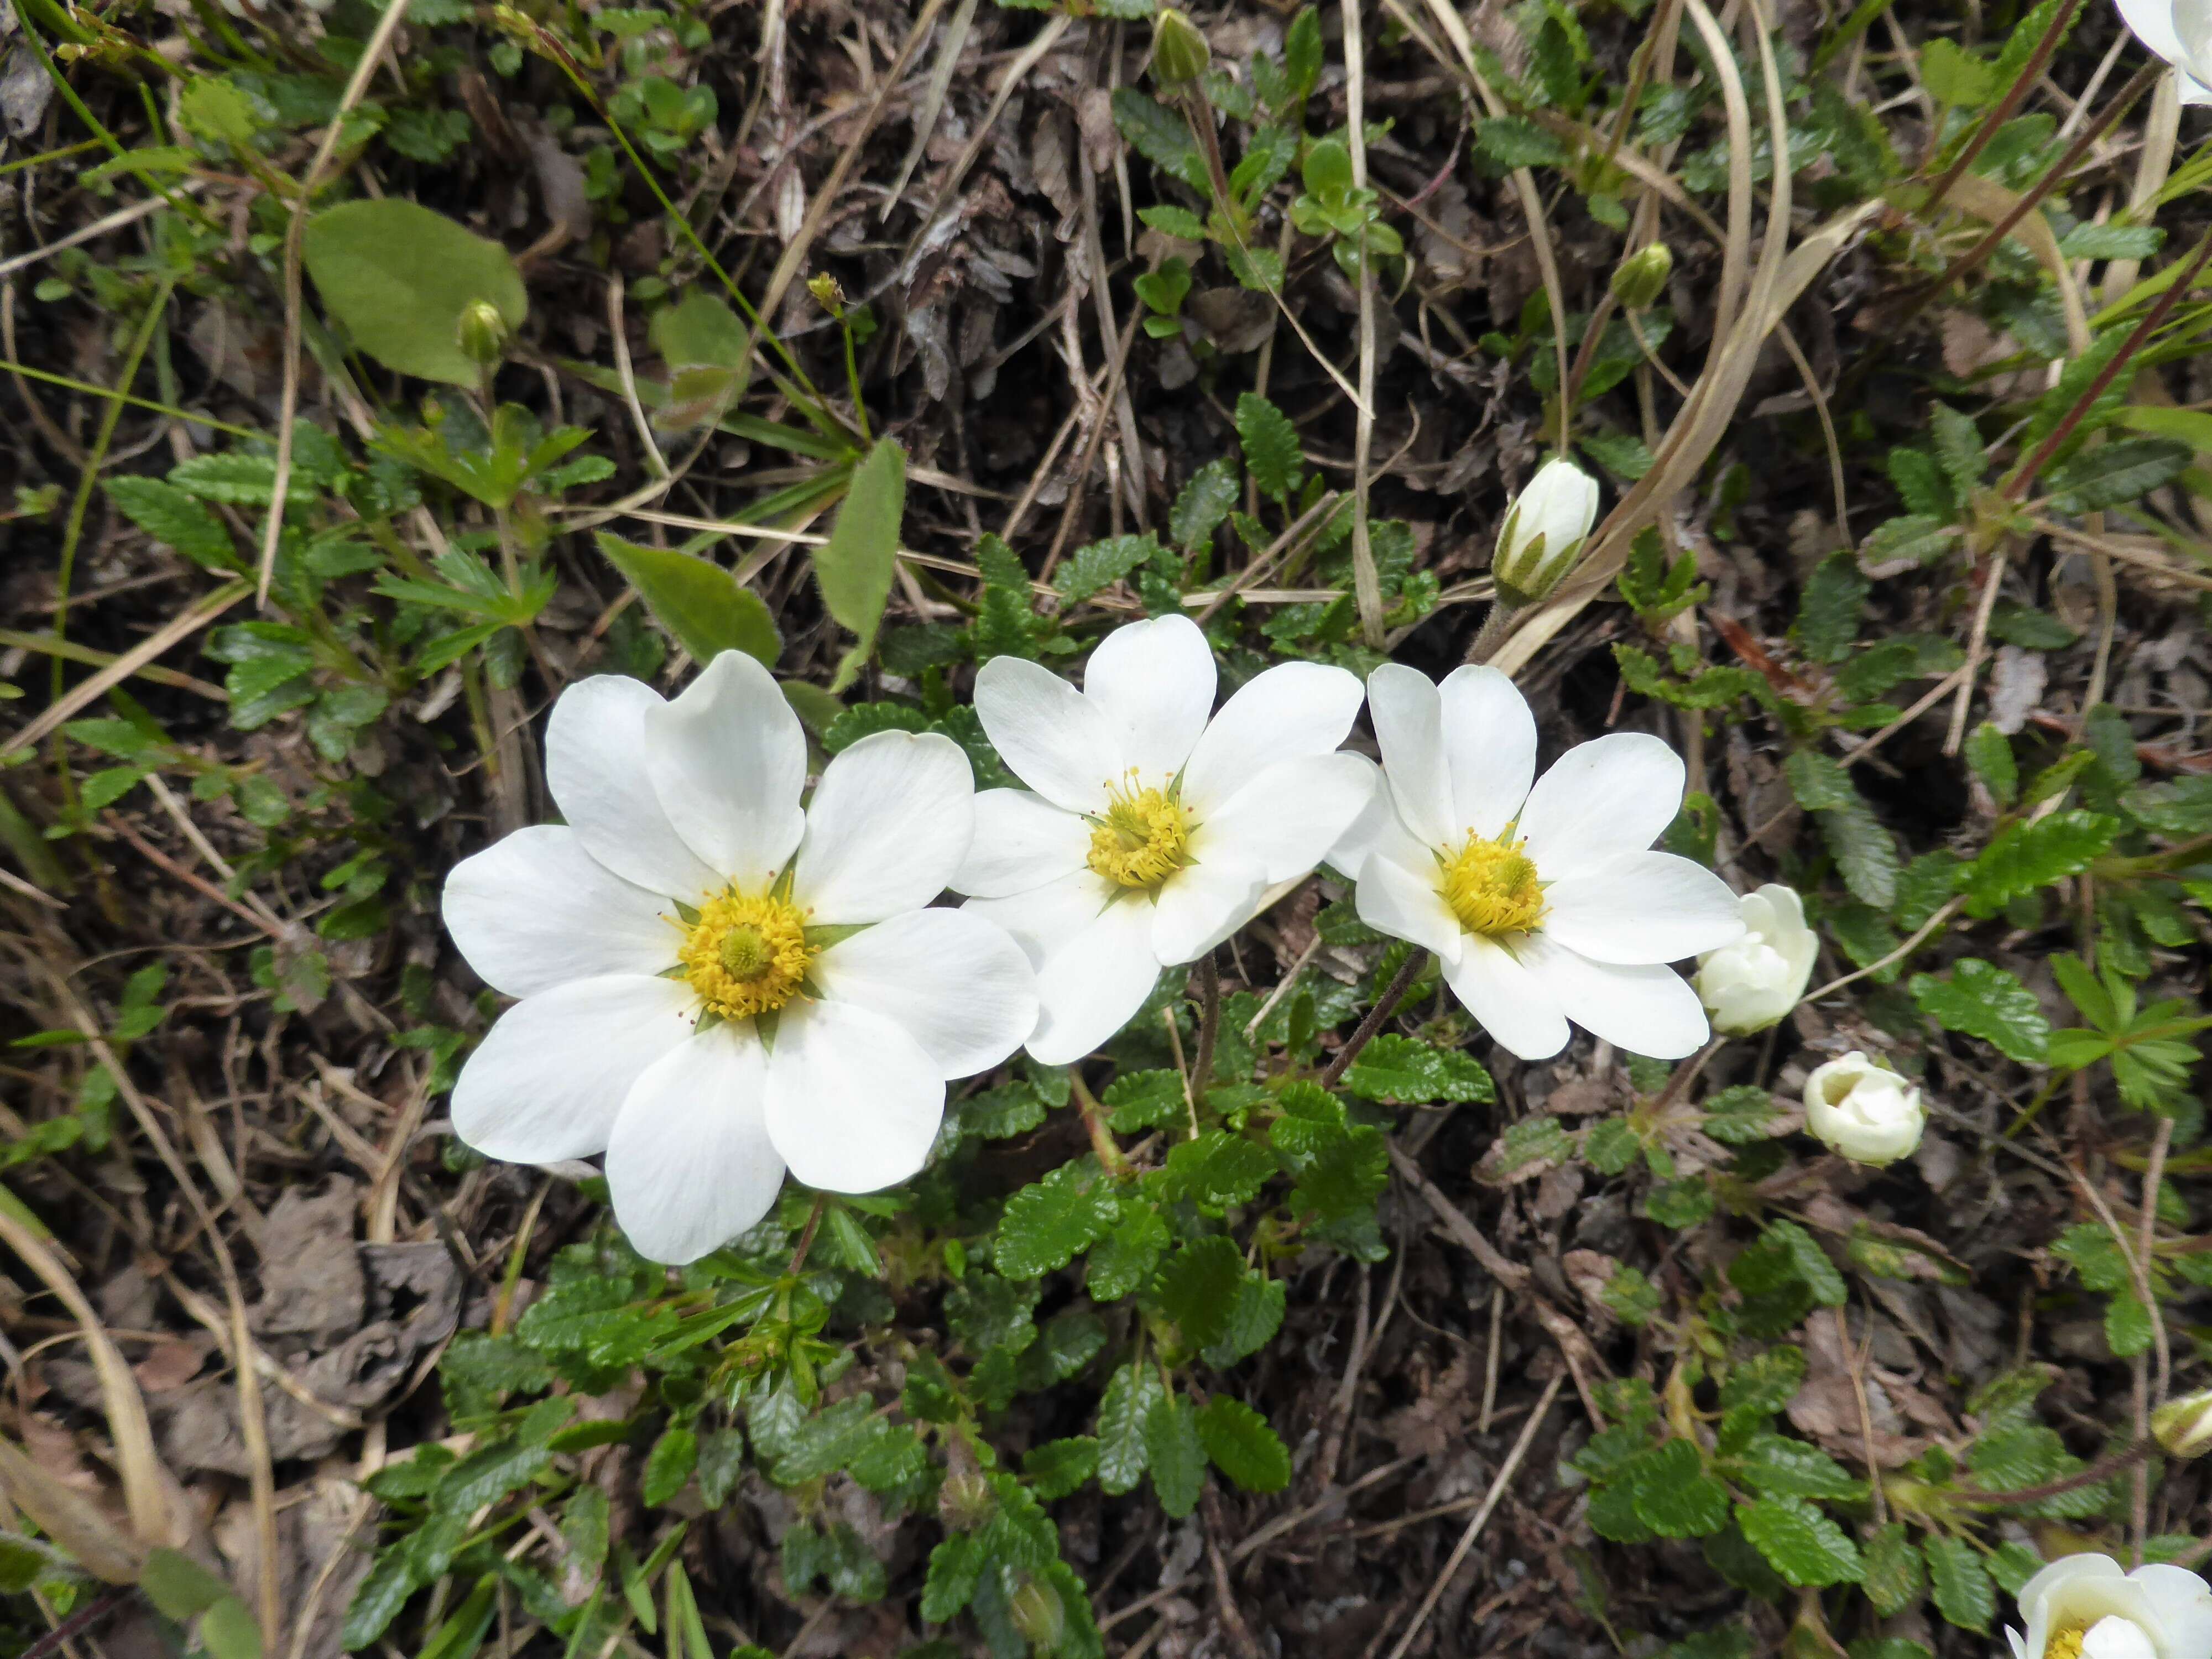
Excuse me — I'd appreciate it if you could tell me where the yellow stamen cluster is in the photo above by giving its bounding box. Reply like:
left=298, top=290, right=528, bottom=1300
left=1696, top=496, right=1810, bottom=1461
left=2046, top=1629, right=2088, bottom=1659
left=1437, top=832, right=1545, bottom=937
left=1086, top=777, right=1192, bottom=891
left=678, top=889, right=813, bottom=1020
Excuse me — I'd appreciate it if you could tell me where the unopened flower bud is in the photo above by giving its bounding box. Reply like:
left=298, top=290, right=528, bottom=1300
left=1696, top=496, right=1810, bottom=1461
left=1009, top=1579, right=1066, bottom=1651
left=457, top=300, right=511, bottom=368
left=1803, top=1051, right=1923, bottom=1167
left=1150, top=9, right=1212, bottom=91
left=1492, top=457, right=1600, bottom=606
left=807, top=273, right=846, bottom=319
left=2153, top=1389, right=2212, bottom=1459
left=1695, top=884, right=1817, bottom=1037
left=1611, top=242, right=1673, bottom=310
left=937, top=1468, right=995, bottom=1531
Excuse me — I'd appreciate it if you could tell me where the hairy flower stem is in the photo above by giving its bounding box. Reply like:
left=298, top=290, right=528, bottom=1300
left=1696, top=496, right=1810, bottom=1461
left=1191, top=956, right=1222, bottom=1101
left=1319, top=950, right=1431, bottom=1090
left=787, top=1193, right=827, bottom=1275
left=1070, top=1072, right=1134, bottom=1178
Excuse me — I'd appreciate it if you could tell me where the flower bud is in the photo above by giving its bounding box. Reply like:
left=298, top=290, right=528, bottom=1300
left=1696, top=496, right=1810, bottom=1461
left=1492, top=457, right=1600, bottom=606
left=937, top=1467, right=996, bottom=1531
left=2153, top=1389, right=2212, bottom=1459
left=807, top=273, right=847, bottom=319
left=457, top=300, right=511, bottom=368
left=1695, top=884, right=1817, bottom=1037
left=1009, top=1579, right=1067, bottom=1651
left=1610, top=242, right=1673, bottom=310
left=1150, top=9, right=1212, bottom=92
left=1803, top=1051, right=1923, bottom=1167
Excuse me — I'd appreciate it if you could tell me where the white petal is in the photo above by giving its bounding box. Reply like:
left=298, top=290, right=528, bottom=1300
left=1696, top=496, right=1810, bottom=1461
left=2021, top=1556, right=2130, bottom=1626
left=604, top=1022, right=785, bottom=1265
left=1542, top=853, right=1747, bottom=965
left=1331, top=761, right=1439, bottom=875
left=1517, top=935, right=1709, bottom=1058
left=1516, top=732, right=1686, bottom=881
left=451, top=974, right=698, bottom=1162
left=1444, top=935, right=1569, bottom=1060
left=2008, top=1628, right=2030, bottom=1659
left=765, top=999, right=944, bottom=1192
left=2186, top=72, right=2212, bottom=105
left=2118, top=0, right=2187, bottom=66
left=1355, top=855, right=1465, bottom=967
left=954, top=789, right=1090, bottom=899
left=973, top=654, right=1126, bottom=814
left=1179, top=661, right=1366, bottom=816
left=811, top=909, right=1039, bottom=1078
left=2133, top=1566, right=2212, bottom=1659
left=444, top=826, right=676, bottom=998
left=1438, top=666, right=1538, bottom=841
left=1029, top=894, right=1162, bottom=1065
left=791, top=731, right=974, bottom=924
left=1083, top=614, right=1217, bottom=786
left=1365, top=664, right=1453, bottom=848
left=545, top=675, right=721, bottom=899
left=2085, top=1619, right=2161, bottom=1659
left=1151, top=855, right=1267, bottom=965
left=1196, top=752, right=1376, bottom=884
left=644, top=650, right=808, bottom=888
left=962, top=867, right=1117, bottom=971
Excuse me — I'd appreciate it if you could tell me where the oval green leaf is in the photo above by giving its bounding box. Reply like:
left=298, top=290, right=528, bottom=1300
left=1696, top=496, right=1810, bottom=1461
left=594, top=533, right=780, bottom=668
left=816, top=436, right=906, bottom=691
left=302, top=200, right=527, bottom=388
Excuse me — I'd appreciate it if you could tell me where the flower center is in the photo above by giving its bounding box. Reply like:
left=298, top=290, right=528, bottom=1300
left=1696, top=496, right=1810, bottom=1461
left=679, top=889, right=812, bottom=1020
left=2046, top=1627, right=2087, bottom=1659
left=1437, top=831, right=1545, bottom=937
left=1087, top=777, right=1192, bottom=890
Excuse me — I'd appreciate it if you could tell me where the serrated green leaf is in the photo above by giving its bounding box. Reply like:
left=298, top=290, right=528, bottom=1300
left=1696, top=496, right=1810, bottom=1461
left=1909, top=958, right=2049, bottom=1063
left=1110, top=87, right=1208, bottom=194
left=1162, top=1131, right=1275, bottom=1211
left=995, top=1162, right=1120, bottom=1278
left=1625, top=1439, right=1730, bottom=1537
left=2044, top=436, right=2192, bottom=514
left=1340, top=1034, right=1494, bottom=1103
left=1097, top=1361, right=1165, bottom=1495
left=1152, top=1235, right=1245, bottom=1348
left=1965, top=723, right=2018, bottom=806
left=106, top=476, right=242, bottom=570
left=1055, top=533, right=1160, bottom=605
left=1234, top=392, right=1303, bottom=504
left=1962, top=810, right=2120, bottom=917
left=1922, top=1535, right=1994, bottom=1630
left=1736, top=1496, right=1863, bottom=1587
left=1196, top=1397, right=1291, bottom=1493
left=1023, top=1437, right=1101, bottom=1501
left=641, top=1425, right=696, bottom=1507
left=1171, top=457, right=1239, bottom=551
left=1861, top=1522, right=1924, bottom=1617
left=1087, top=1203, right=1168, bottom=1302
left=1144, top=1394, right=1206, bottom=1519
left=1794, top=554, right=1869, bottom=664
left=1729, top=1432, right=1864, bottom=1500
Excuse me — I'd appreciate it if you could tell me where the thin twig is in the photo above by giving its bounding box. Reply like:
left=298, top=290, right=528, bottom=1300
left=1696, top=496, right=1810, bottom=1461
left=1318, top=951, right=1430, bottom=1089
left=1191, top=957, right=1222, bottom=1105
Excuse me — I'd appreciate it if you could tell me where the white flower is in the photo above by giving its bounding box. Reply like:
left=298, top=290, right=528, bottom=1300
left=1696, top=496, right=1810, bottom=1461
left=2113, top=0, right=2212, bottom=105
left=2007, top=1555, right=2212, bottom=1659
left=951, top=614, right=1373, bottom=1065
left=1332, top=664, right=1743, bottom=1061
left=442, top=653, right=1038, bottom=1265
left=1694, top=883, right=1818, bottom=1036
left=1493, top=458, right=1601, bottom=604
left=1802, top=1050, right=1923, bottom=1166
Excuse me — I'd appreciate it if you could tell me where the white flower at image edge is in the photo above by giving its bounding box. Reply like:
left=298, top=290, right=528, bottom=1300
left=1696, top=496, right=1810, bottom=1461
left=441, top=653, right=1038, bottom=1265
left=2114, top=0, right=2212, bottom=104
left=1331, top=663, right=1745, bottom=1061
left=952, top=614, right=1374, bottom=1065
left=2007, top=1554, right=2212, bottom=1659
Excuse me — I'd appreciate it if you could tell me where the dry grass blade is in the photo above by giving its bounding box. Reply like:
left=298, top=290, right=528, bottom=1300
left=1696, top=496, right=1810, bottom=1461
left=882, top=0, right=981, bottom=213
left=1, top=581, right=250, bottom=760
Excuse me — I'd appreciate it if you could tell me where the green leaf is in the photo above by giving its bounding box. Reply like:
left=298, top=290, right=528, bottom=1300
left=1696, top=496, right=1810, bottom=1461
left=1144, top=1394, right=1206, bottom=1518
left=816, top=437, right=906, bottom=690
left=1922, top=1534, right=1994, bottom=1631
left=1234, top=392, right=1303, bottom=504
left=1861, top=1522, right=1925, bottom=1618
left=594, top=533, right=780, bottom=667
left=143, top=1548, right=234, bottom=1620
left=1857, top=514, right=1957, bottom=570
left=1196, top=1397, right=1290, bottom=1493
left=1794, top=554, right=1867, bottom=665
left=1920, top=36, right=1996, bottom=105
left=1930, top=403, right=1987, bottom=496
left=1109, top=87, right=1209, bottom=194
left=1171, top=457, right=1240, bottom=550
left=995, top=1162, right=1120, bottom=1278
left=105, top=476, right=241, bottom=570
left=1626, top=1439, right=1730, bottom=1537
left=1910, top=958, right=2049, bottom=1064
left=1152, top=1235, right=1245, bottom=1349
left=641, top=1425, right=697, bottom=1507
left=2044, top=436, right=2192, bottom=514
left=1161, top=1131, right=1275, bottom=1211
left=199, top=1595, right=264, bottom=1659
left=650, top=290, right=746, bottom=368
left=2107, top=1288, right=2154, bottom=1357
left=302, top=199, right=527, bottom=388
left=1055, top=533, right=1160, bottom=605
left=1965, top=723, right=2018, bottom=806
left=1961, top=810, right=2120, bottom=917
left=1736, top=1496, right=1863, bottom=1587
left=1729, top=1432, right=1864, bottom=1500
left=1087, top=1204, right=1168, bottom=1302
left=1475, top=114, right=1568, bottom=166
left=1341, top=1034, right=1494, bottom=1103
left=1097, top=1361, right=1164, bottom=1495
left=1022, top=1437, right=1100, bottom=1501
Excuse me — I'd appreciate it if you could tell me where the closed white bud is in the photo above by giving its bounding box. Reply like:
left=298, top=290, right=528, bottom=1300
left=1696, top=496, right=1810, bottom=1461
left=2154, top=1388, right=2212, bottom=1459
left=1493, top=458, right=1600, bottom=605
left=1695, top=884, right=1817, bottom=1036
left=1803, top=1051, right=1923, bottom=1167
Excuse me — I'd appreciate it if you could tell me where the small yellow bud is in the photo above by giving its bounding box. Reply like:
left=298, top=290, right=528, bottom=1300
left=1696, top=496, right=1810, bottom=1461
left=807, top=273, right=846, bottom=318
left=1150, top=9, right=1212, bottom=91
left=2153, top=1389, right=2212, bottom=1459
left=457, top=300, right=511, bottom=368
left=1610, top=242, right=1674, bottom=310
